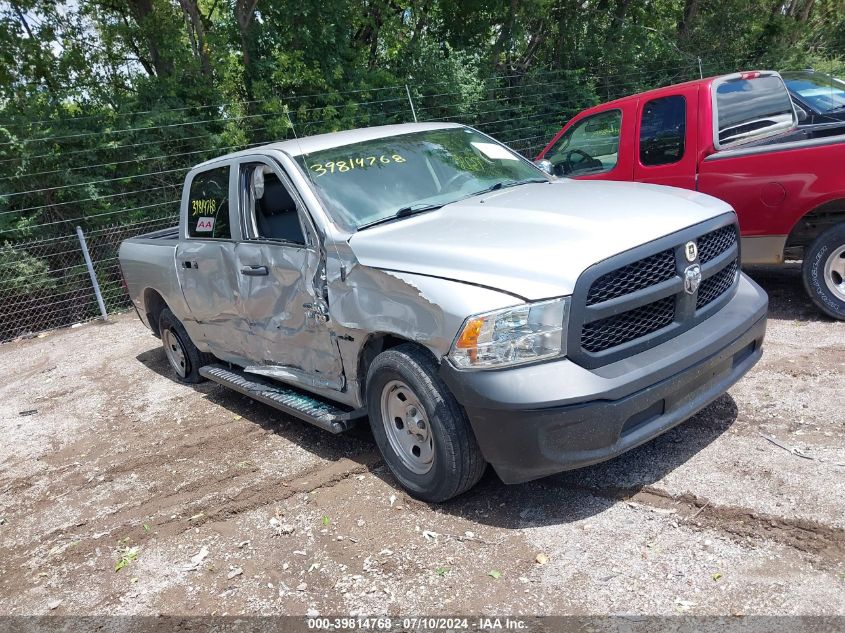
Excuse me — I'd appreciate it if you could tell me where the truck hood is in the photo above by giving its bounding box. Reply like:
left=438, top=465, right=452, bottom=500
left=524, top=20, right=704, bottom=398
left=348, top=179, right=733, bottom=301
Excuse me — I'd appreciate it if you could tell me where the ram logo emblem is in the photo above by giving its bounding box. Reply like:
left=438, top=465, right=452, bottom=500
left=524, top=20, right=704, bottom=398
left=684, top=264, right=702, bottom=295
left=684, top=241, right=698, bottom=262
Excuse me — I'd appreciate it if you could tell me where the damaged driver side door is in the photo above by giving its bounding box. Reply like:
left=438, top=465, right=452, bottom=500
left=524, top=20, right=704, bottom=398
left=234, top=157, right=344, bottom=391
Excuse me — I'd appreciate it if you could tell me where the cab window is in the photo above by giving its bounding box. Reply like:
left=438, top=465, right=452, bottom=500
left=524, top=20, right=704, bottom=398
left=639, top=95, right=686, bottom=166
left=547, top=110, right=621, bottom=176
left=242, top=164, right=307, bottom=245
left=187, top=166, right=231, bottom=239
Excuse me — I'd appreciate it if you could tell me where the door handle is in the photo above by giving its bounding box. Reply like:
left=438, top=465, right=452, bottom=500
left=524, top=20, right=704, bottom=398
left=182, top=260, right=198, bottom=269
left=240, top=265, right=269, bottom=276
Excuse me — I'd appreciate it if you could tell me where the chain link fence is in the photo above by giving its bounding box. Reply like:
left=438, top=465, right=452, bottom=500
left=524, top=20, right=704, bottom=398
left=0, top=57, right=764, bottom=341
left=0, top=216, right=177, bottom=340
left=0, top=233, right=93, bottom=340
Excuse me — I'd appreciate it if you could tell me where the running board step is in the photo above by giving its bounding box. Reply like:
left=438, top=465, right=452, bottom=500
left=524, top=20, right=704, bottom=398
left=200, top=364, right=365, bottom=434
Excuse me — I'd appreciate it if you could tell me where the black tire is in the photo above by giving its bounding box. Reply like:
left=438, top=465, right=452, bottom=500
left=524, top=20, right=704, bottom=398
left=157, top=308, right=215, bottom=383
left=802, top=223, right=845, bottom=320
left=366, top=343, right=487, bottom=502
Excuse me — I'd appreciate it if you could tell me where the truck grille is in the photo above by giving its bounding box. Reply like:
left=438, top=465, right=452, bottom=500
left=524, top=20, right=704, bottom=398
left=568, top=219, right=740, bottom=368
left=698, top=225, right=737, bottom=264
left=581, top=296, right=676, bottom=353
left=586, top=249, right=676, bottom=305
left=697, top=259, right=738, bottom=309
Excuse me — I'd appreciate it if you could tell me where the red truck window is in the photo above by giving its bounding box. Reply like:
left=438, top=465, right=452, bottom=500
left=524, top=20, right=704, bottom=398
left=545, top=109, right=621, bottom=177
left=639, top=95, right=686, bottom=166
left=187, top=166, right=231, bottom=239
left=714, top=75, right=795, bottom=148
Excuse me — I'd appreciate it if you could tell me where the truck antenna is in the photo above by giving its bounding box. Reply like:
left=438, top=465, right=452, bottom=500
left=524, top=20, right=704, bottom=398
left=285, top=108, right=316, bottom=188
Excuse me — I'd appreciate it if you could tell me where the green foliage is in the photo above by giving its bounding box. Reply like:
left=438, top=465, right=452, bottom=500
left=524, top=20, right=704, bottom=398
left=0, top=243, right=57, bottom=295
left=0, top=0, right=841, bottom=337
left=114, top=545, right=138, bottom=572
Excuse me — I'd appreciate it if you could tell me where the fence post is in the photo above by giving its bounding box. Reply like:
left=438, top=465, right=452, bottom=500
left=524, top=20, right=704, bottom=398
left=76, top=225, right=108, bottom=321
left=698, top=57, right=703, bottom=79
left=405, top=84, right=418, bottom=123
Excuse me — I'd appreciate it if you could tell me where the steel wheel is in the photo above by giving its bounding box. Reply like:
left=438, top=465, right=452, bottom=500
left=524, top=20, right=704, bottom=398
left=366, top=344, right=487, bottom=501
left=162, top=327, right=188, bottom=378
left=823, top=244, right=845, bottom=302
left=380, top=379, right=434, bottom=475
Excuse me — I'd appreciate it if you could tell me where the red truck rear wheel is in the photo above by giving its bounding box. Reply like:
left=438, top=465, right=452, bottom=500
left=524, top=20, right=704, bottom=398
left=802, top=223, right=845, bottom=320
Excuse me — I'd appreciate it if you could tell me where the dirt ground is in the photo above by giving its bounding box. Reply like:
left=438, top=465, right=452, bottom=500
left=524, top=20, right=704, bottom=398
left=0, top=263, right=843, bottom=616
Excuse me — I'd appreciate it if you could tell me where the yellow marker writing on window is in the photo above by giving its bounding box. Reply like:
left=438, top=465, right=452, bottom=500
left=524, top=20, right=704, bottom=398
left=309, top=154, right=406, bottom=177
left=191, top=199, right=217, bottom=216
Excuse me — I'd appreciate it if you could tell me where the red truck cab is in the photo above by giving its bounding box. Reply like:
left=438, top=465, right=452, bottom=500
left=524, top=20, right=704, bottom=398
left=536, top=71, right=845, bottom=319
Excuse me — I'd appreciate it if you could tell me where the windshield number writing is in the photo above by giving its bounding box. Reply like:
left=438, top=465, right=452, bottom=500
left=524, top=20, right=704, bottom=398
left=310, top=154, right=406, bottom=177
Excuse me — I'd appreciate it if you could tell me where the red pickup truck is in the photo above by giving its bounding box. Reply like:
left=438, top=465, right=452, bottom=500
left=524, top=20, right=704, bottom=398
left=536, top=71, right=845, bottom=319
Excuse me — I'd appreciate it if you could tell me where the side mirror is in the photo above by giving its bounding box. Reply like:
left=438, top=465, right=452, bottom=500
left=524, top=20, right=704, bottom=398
left=794, top=105, right=808, bottom=123
left=534, top=159, right=553, bottom=175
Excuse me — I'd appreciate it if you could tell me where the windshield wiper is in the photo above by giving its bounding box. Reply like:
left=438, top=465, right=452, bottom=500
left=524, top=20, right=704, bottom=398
left=356, top=178, right=548, bottom=231
left=466, top=178, right=549, bottom=199
left=356, top=203, right=443, bottom=231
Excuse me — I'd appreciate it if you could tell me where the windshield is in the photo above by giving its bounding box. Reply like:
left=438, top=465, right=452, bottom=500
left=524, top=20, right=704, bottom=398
left=782, top=72, right=845, bottom=114
left=293, top=127, right=546, bottom=231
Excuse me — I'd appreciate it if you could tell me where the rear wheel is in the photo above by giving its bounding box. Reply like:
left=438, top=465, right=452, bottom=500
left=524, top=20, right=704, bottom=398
left=802, top=223, right=845, bottom=320
left=158, top=308, right=214, bottom=383
left=366, top=344, right=486, bottom=502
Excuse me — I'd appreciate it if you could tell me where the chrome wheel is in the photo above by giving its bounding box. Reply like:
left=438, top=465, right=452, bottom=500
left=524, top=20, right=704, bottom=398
left=380, top=380, right=434, bottom=475
left=162, top=328, right=188, bottom=378
left=823, top=244, right=845, bottom=301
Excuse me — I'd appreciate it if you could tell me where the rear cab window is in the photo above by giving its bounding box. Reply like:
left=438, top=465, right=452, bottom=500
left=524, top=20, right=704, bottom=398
left=714, top=75, right=795, bottom=148
left=187, top=166, right=231, bottom=239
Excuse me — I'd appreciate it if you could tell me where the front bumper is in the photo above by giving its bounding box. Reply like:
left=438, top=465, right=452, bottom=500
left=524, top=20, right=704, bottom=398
left=440, top=273, right=768, bottom=484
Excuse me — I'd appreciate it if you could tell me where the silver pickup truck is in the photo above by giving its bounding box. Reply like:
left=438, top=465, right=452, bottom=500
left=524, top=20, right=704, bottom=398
left=119, top=122, right=768, bottom=502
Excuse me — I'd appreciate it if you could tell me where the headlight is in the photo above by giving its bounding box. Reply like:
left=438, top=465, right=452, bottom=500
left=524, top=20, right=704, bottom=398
left=449, top=297, right=569, bottom=369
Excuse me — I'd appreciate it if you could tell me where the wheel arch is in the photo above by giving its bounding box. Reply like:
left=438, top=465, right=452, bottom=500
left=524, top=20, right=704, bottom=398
left=356, top=333, right=439, bottom=404
left=785, top=198, right=845, bottom=258
left=142, top=288, right=169, bottom=337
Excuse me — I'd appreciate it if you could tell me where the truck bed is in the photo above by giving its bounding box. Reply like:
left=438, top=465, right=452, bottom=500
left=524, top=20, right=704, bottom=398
left=737, top=124, right=845, bottom=150
left=125, top=225, right=180, bottom=243
left=118, top=226, right=184, bottom=331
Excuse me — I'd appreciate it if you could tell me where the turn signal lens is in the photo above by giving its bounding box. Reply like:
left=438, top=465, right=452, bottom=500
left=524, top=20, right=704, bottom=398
left=455, top=318, right=484, bottom=348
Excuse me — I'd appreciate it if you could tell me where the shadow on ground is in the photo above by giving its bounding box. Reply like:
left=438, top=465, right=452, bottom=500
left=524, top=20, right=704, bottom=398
left=743, top=262, right=833, bottom=322
left=136, top=340, right=740, bottom=531
left=438, top=393, right=738, bottom=528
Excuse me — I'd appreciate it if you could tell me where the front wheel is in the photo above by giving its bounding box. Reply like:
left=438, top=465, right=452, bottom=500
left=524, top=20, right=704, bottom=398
left=158, top=308, right=215, bottom=383
left=802, top=223, right=845, bottom=320
left=366, top=344, right=487, bottom=502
